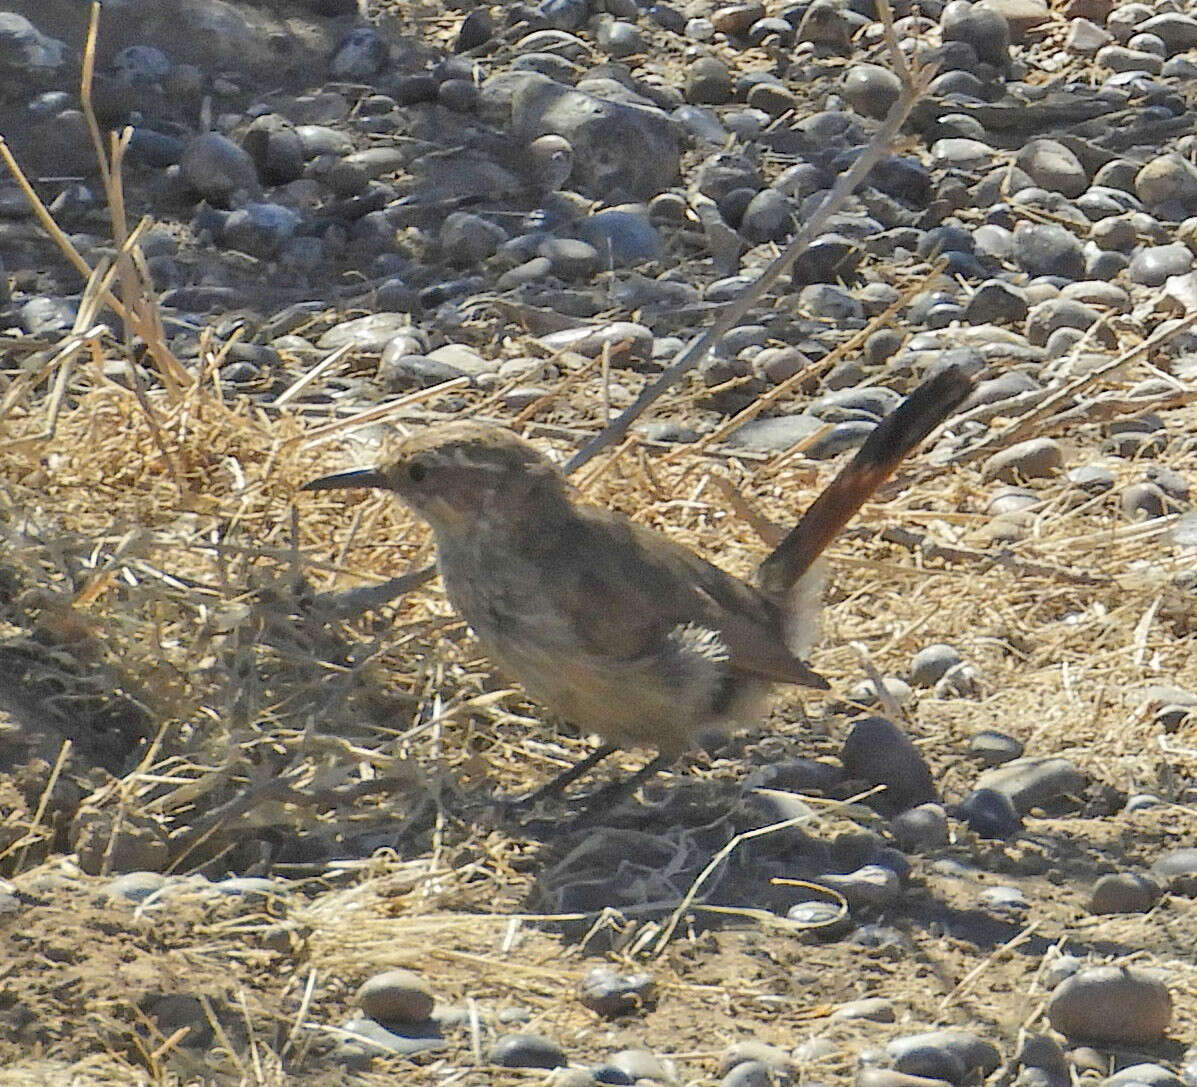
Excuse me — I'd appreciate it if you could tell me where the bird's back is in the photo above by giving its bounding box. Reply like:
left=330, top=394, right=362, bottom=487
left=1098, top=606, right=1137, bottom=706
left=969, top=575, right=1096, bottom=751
left=435, top=501, right=821, bottom=754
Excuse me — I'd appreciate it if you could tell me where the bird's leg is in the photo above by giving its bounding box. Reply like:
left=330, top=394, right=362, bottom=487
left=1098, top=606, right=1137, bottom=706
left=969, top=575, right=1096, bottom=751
left=567, top=751, right=674, bottom=825
left=499, top=741, right=620, bottom=809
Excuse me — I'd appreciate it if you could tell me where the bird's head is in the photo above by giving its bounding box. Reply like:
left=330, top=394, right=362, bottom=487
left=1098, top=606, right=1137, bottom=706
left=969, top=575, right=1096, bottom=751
left=302, top=422, right=570, bottom=535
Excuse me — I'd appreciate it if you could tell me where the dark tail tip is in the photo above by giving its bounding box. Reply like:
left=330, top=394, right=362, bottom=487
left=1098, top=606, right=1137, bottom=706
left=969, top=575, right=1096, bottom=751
left=756, top=364, right=974, bottom=596
left=852, top=364, right=973, bottom=476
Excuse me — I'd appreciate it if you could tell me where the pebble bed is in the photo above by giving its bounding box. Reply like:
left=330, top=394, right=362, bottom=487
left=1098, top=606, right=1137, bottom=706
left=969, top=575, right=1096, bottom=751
left=0, top=0, right=1196, bottom=1082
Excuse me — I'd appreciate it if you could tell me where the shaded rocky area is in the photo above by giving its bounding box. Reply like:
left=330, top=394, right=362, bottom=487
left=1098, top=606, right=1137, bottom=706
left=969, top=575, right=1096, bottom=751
left=0, top=0, right=1196, bottom=1082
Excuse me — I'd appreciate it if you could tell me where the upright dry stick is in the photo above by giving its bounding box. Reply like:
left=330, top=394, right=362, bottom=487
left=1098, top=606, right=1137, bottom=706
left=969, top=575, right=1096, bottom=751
left=313, top=0, right=938, bottom=610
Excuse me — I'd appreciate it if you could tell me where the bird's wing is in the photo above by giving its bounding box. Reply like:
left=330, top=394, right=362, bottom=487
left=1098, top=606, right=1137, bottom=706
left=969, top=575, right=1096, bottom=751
left=536, top=509, right=828, bottom=690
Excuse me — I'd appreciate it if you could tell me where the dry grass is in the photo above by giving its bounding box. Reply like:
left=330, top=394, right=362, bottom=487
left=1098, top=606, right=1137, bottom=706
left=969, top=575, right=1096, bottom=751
left=3, top=262, right=1196, bottom=1078
left=1, top=3, right=1196, bottom=1081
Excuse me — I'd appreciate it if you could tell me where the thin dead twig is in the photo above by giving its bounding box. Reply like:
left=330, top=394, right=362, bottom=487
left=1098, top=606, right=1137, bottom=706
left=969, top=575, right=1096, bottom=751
left=564, top=0, right=935, bottom=476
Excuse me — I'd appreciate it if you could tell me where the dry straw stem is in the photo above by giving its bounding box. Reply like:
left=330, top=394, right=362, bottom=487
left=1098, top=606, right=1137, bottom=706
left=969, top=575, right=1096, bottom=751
left=947, top=310, right=1197, bottom=468
left=1, top=1, right=1195, bottom=1069
left=316, top=3, right=936, bottom=609
left=0, top=5, right=189, bottom=402
left=671, top=257, right=950, bottom=462
left=564, top=0, right=934, bottom=475
left=650, top=785, right=883, bottom=956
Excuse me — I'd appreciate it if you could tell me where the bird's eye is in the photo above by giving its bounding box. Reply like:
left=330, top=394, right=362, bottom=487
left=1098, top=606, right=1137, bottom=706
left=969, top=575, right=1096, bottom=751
left=407, top=461, right=427, bottom=484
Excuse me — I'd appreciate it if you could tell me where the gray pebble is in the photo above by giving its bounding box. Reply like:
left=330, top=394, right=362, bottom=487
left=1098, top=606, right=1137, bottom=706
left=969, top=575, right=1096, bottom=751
left=1089, top=872, right=1162, bottom=914
left=858, top=1072, right=955, bottom=1087
left=1017, top=1034, right=1068, bottom=1081
left=987, top=487, right=1039, bottom=516
left=1067, top=18, right=1114, bottom=54
left=319, top=313, right=414, bottom=351
left=812, top=385, right=901, bottom=423
left=222, top=202, right=300, bottom=259
left=722, top=1061, right=773, bottom=1087
left=1128, top=31, right=1167, bottom=56
left=685, top=56, right=733, bottom=104
left=113, top=44, right=171, bottom=84
left=552, top=1072, right=599, bottom=1087
left=1122, top=482, right=1171, bottom=520
left=538, top=237, right=600, bottom=279
left=596, top=19, right=645, bottom=55
left=580, top=210, right=663, bottom=264
left=538, top=322, right=653, bottom=363
left=1013, top=223, right=1084, bottom=279
left=1138, top=13, right=1197, bottom=52
left=865, top=329, right=904, bottom=366
left=331, top=26, right=386, bottom=79
left=975, top=756, right=1085, bottom=813
left=832, top=997, right=896, bottom=1022
left=578, top=966, right=655, bottom=1017
left=746, top=81, right=797, bottom=118
left=1096, top=44, right=1163, bottom=73
left=842, top=64, right=901, bottom=119
left=610, top=1048, right=675, bottom=1082
left=357, top=969, right=435, bottom=1023
left=1027, top=298, right=1109, bottom=347
left=180, top=133, right=262, bottom=205
left=1136, top=155, right=1197, bottom=214
left=1092, top=216, right=1137, bottom=251
left=982, top=438, right=1064, bottom=483
left=1046, top=966, right=1172, bottom=1044
left=1151, top=848, right=1197, bottom=893
left=720, top=1041, right=790, bottom=1077
left=726, top=414, right=822, bottom=452
left=911, top=644, right=962, bottom=687
left=941, top=0, right=1010, bottom=66
left=1130, top=243, right=1193, bottom=286
left=1106, top=1065, right=1185, bottom=1087
left=741, top=188, right=793, bottom=243
left=890, top=1031, right=1001, bottom=1083
left=491, top=1033, right=567, bottom=1069
left=1016, top=140, right=1087, bottom=198
left=841, top=715, right=935, bottom=810
left=0, top=14, right=66, bottom=75
left=965, top=281, right=1029, bottom=325
left=794, top=1036, right=837, bottom=1061
left=888, top=1044, right=966, bottom=1084
left=441, top=212, right=507, bottom=265
left=957, top=788, right=1022, bottom=838
left=974, top=226, right=1014, bottom=262
left=969, top=729, right=1024, bottom=765
left=892, top=803, right=949, bottom=851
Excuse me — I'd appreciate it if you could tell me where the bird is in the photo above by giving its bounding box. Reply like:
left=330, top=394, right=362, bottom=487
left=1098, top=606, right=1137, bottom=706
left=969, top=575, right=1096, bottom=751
left=302, top=364, right=973, bottom=810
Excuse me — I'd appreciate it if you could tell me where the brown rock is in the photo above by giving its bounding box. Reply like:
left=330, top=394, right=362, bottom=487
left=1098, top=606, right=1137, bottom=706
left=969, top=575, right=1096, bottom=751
left=1046, top=965, right=1172, bottom=1043
left=980, top=0, right=1050, bottom=40
left=1063, top=0, right=1114, bottom=21
left=711, top=3, right=766, bottom=36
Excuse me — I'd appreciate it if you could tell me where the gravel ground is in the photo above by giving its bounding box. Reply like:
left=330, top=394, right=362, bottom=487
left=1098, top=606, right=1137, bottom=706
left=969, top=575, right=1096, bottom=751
left=0, top=0, right=1196, bottom=1082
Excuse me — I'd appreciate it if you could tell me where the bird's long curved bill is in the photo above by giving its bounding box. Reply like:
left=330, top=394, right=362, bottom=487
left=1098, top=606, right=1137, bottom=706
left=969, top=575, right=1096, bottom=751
left=301, top=468, right=387, bottom=491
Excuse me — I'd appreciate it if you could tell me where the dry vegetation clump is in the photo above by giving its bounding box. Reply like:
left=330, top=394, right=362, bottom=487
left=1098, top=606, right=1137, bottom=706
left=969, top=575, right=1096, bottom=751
left=1, top=5, right=1196, bottom=1079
